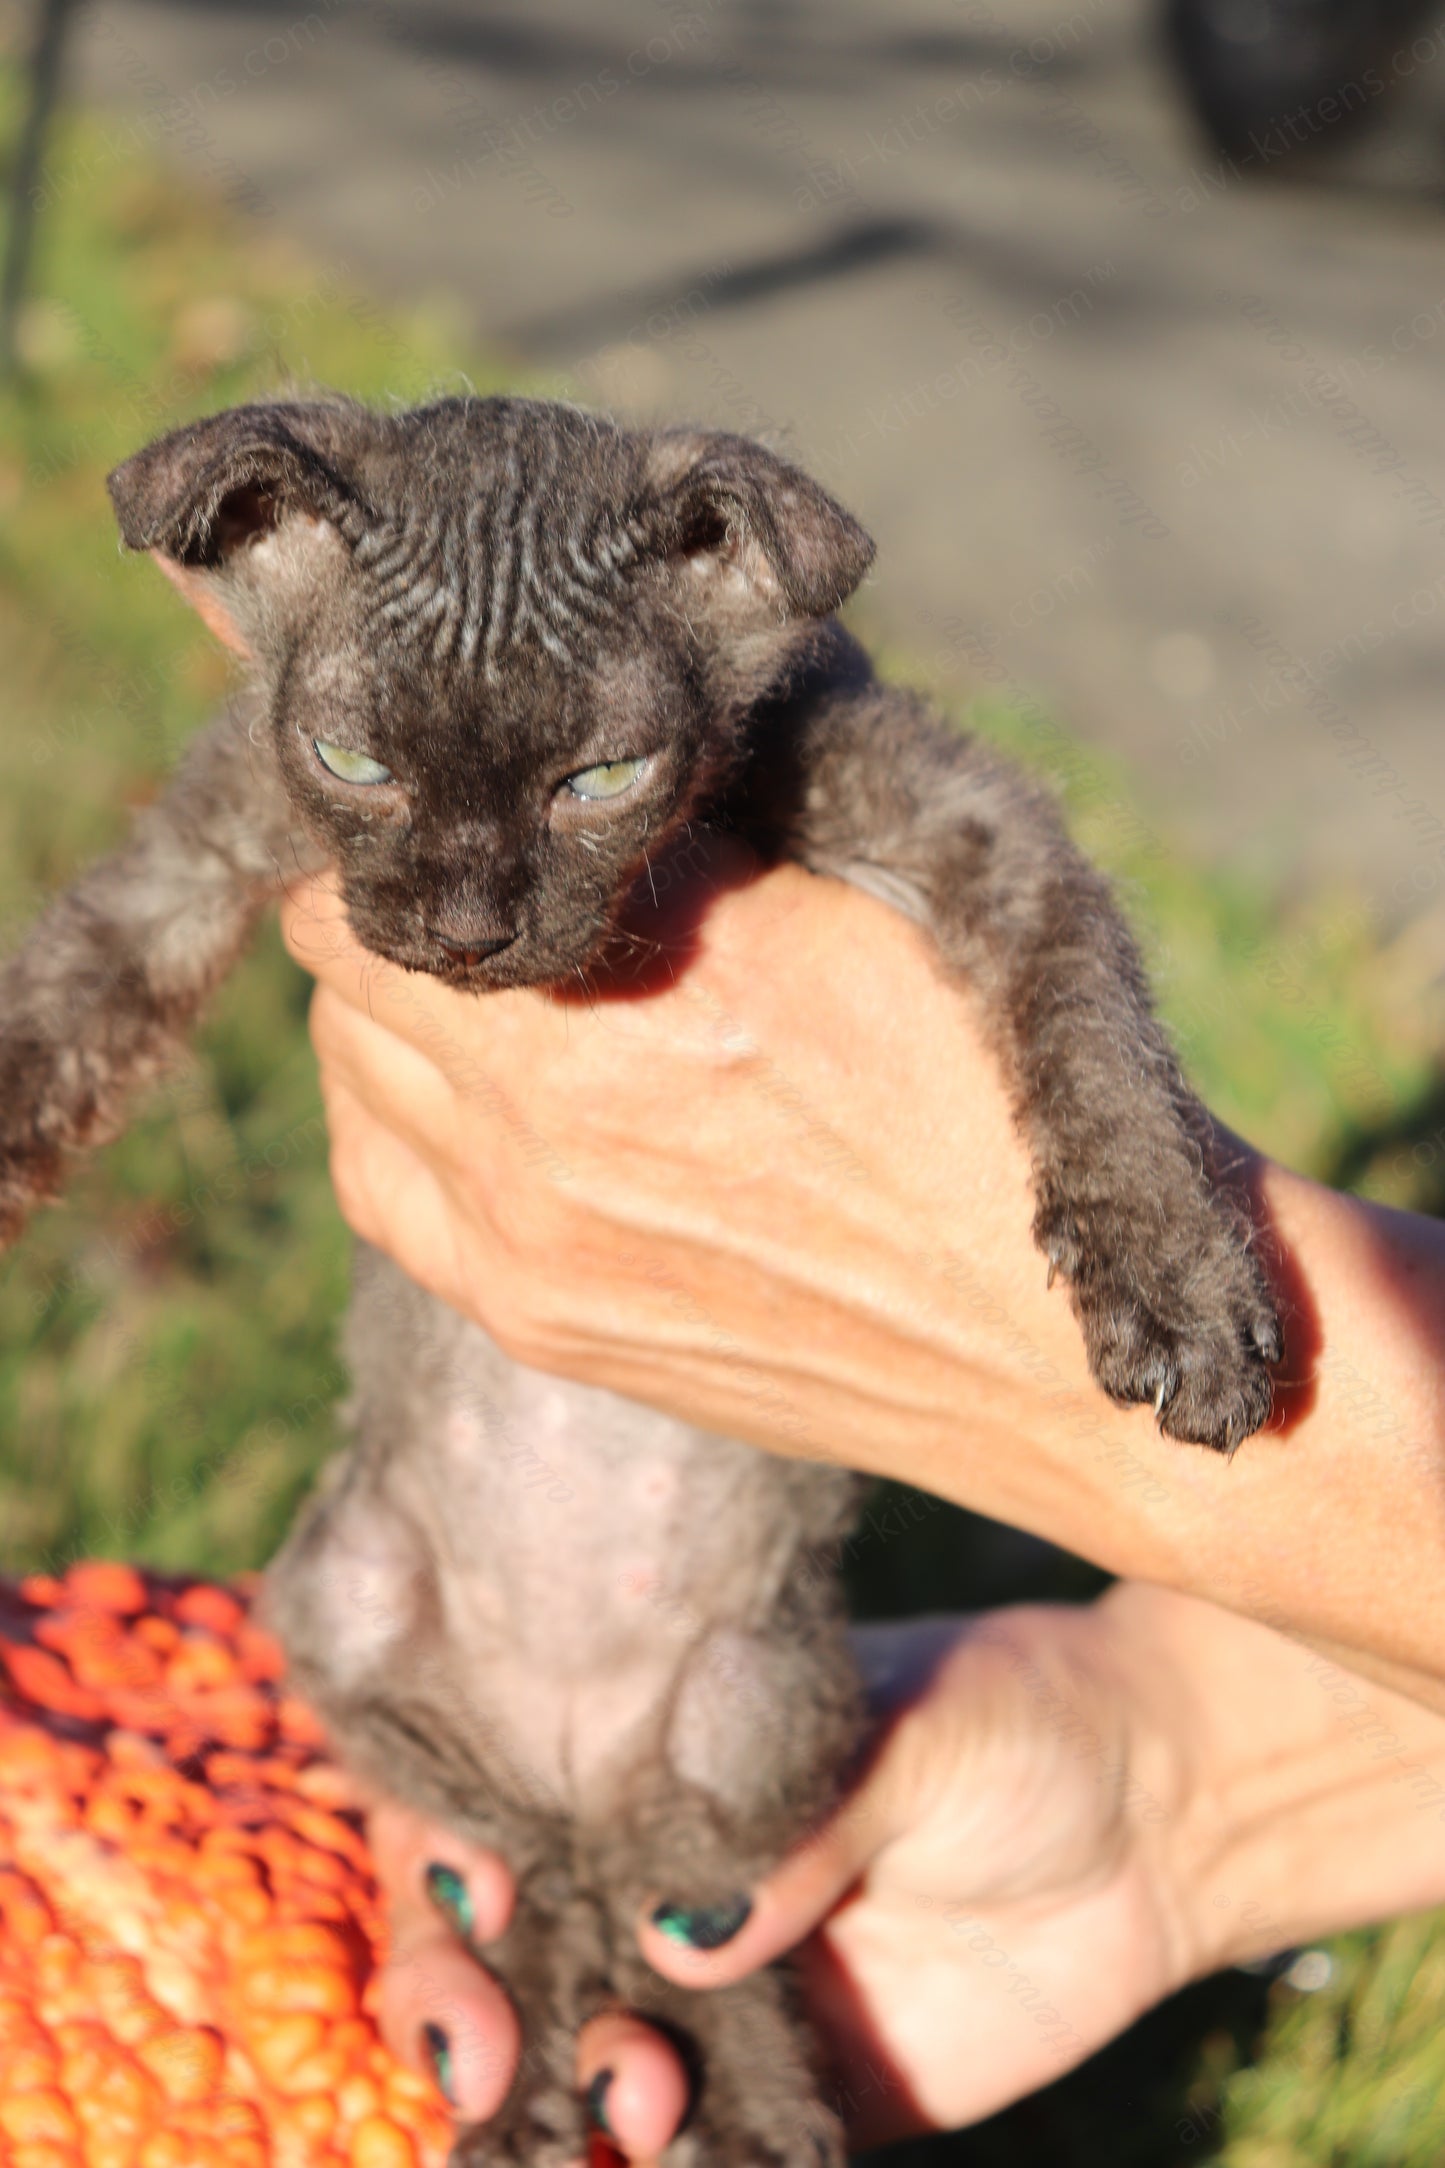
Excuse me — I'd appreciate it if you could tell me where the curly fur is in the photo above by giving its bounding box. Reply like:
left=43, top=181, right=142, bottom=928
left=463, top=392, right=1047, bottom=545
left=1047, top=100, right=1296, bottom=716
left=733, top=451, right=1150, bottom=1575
left=0, top=394, right=1281, bottom=2165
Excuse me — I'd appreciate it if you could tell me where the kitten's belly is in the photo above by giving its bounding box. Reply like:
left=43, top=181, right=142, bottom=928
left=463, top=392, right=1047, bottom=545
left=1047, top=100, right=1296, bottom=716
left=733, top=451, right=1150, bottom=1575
left=378, top=1312, right=832, bottom=1816
left=430, top=1379, right=726, bottom=1806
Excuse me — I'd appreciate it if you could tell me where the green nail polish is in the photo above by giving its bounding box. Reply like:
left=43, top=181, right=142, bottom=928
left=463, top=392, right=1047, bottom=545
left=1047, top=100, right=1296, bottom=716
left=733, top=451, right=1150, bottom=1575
left=586, top=2066, right=616, bottom=2136
left=425, top=1860, right=476, bottom=1944
left=651, top=1894, right=752, bottom=1950
left=422, top=2019, right=457, bottom=2106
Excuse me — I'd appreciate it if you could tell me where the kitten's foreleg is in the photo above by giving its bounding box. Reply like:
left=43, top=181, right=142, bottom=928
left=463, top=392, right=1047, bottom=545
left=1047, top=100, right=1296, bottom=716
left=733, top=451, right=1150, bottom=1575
left=986, top=835, right=1283, bottom=1452
left=795, top=690, right=1282, bottom=1451
left=0, top=699, right=311, bottom=1242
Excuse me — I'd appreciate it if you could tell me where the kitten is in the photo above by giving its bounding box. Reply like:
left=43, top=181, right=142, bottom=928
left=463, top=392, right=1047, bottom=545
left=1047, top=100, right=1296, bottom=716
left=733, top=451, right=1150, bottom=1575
left=0, top=394, right=1280, bottom=2165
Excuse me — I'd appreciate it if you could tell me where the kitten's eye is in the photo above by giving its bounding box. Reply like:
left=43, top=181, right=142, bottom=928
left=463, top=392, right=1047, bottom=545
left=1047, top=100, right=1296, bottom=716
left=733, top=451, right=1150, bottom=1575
left=564, top=757, right=647, bottom=801
left=313, top=739, right=393, bottom=786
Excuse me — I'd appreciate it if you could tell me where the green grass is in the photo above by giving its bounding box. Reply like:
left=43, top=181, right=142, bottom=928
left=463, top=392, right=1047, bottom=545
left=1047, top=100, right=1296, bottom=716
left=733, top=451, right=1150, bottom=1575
left=0, top=68, right=521, bottom=1578
left=3, top=64, right=1445, bottom=2168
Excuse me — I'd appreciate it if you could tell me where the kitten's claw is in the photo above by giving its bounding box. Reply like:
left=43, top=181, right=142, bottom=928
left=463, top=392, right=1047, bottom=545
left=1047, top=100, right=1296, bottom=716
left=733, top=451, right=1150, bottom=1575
left=1085, top=1265, right=1278, bottom=1452
left=1041, top=1196, right=1281, bottom=1453
left=1251, top=1309, right=1285, bottom=1367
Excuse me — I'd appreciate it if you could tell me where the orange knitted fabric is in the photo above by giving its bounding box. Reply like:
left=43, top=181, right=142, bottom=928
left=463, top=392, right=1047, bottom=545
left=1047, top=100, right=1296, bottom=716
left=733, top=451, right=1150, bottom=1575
left=0, top=1562, right=455, bottom=2168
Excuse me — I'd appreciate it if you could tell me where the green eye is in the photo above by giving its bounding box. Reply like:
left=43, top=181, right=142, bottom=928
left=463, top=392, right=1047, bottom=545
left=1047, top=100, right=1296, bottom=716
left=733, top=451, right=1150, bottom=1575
left=565, top=757, right=647, bottom=801
left=313, top=739, right=393, bottom=786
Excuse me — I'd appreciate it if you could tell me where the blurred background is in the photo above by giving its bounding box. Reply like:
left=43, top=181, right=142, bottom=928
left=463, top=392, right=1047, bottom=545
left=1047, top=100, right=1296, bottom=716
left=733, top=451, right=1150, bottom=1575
left=3, top=0, right=1445, bottom=2160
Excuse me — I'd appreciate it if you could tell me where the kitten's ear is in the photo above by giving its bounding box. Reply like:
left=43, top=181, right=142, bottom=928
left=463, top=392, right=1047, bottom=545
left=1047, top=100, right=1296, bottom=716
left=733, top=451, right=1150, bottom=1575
left=642, top=431, right=874, bottom=621
left=106, top=402, right=374, bottom=657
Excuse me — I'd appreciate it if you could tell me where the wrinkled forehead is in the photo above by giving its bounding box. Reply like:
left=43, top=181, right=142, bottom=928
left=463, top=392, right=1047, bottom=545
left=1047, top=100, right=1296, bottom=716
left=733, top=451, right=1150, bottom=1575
left=348, top=405, right=644, bottom=682
left=339, top=607, right=615, bottom=785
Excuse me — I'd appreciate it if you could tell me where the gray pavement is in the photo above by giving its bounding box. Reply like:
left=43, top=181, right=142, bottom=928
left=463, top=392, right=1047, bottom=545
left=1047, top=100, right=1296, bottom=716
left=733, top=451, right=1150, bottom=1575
left=33, top=0, right=1445, bottom=922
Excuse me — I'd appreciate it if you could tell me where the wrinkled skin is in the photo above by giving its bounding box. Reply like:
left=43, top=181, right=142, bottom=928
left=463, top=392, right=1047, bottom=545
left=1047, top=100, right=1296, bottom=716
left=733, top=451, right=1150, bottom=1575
left=0, top=394, right=1281, bottom=2162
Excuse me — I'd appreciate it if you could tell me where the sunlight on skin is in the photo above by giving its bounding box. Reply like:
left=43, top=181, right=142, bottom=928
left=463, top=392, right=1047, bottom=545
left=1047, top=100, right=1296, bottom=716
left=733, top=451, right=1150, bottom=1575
left=356, top=1598, right=1445, bottom=2159
left=277, top=857, right=1445, bottom=2154
left=280, top=861, right=1445, bottom=1691
left=365, top=1804, right=688, bottom=2153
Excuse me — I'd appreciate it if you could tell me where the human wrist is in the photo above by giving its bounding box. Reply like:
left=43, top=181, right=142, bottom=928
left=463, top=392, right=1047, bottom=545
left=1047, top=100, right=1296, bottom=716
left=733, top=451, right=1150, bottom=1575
left=1153, top=1160, right=1445, bottom=1694
left=977, top=1157, right=1445, bottom=1701
left=1091, top=1582, right=1302, bottom=1984
left=1097, top=1583, right=1445, bottom=1982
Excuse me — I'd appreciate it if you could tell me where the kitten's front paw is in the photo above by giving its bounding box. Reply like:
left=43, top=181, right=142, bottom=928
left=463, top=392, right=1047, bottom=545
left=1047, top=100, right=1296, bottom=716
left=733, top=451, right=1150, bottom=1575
left=1040, top=1204, right=1282, bottom=1453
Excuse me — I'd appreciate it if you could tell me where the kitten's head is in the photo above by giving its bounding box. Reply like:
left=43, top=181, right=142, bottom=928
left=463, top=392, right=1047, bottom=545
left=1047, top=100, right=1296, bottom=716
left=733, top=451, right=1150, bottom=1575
left=107, top=395, right=873, bottom=986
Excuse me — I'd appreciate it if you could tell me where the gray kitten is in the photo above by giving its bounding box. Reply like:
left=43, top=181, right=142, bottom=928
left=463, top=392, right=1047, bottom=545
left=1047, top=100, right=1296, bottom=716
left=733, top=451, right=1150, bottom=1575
left=0, top=395, right=1280, bottom=2165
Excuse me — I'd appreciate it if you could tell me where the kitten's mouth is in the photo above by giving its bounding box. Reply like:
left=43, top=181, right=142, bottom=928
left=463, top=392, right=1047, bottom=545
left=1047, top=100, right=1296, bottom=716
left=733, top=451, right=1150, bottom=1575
left=346, top=907, right=601, bottom=993
left=348, top=913, right=534, bottom=989
left=432, top=929, right=518, bottom=968
left=349, top=932, right=529, bottom=990
left=420, top=937, right=587, bottom=994
left=420, top=945, right=527, bottom=989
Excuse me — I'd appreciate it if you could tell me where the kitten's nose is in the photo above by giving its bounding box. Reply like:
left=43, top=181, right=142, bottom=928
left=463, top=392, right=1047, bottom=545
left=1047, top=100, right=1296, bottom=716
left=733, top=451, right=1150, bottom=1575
left=431, top=927, right=518, bottom=964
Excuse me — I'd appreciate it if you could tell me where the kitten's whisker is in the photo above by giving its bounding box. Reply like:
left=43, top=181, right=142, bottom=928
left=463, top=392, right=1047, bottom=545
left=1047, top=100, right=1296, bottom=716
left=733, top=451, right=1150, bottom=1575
left=572, top=963, right=601, bottom=1017
left=605, top=920, right=671, bottom=987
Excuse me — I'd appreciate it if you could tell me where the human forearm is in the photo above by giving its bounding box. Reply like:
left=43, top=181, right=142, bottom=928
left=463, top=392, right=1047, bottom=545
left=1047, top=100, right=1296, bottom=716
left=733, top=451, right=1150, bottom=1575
left=1079, top=1166, right=1445, bottom=1709
left=849, top=1143, right=1445, bottom=1703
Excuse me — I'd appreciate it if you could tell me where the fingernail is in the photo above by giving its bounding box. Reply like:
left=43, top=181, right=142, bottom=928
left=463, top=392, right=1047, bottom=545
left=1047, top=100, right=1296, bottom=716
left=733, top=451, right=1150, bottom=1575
left=585, top=2066, right=615, bottom=2137
left=650, top=1894, right=752, bottom=1950
left=425, top=1861, right=476, bottom=1945
left=422, top=2019, right=457, bottom=2107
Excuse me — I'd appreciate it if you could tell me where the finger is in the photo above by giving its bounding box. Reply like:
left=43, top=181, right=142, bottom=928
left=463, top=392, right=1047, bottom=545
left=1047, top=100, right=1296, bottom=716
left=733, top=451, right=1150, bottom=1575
left=369, top=1803, right=520, bottom=2121
left=279, top=875, right=458, bottom=1036
left=575, top=2012, right=693, bottom=2163
left=315, top=1070, right=473, bottom=1302
left=371, top=1812, right=691, bottom=2157
left=637, top=1620, right=969, bottom=1993
left=635, top=1753, right=912, bottom=1992
left=278, top=870, right=358, bottom=977
left=308, top=984, right=463, bottom=1147
left=369, top=1799, right=516, bottom=1946
left=378, top=1916, right=521, bottom=2121
left=282, top=873, right=545, bottom=1073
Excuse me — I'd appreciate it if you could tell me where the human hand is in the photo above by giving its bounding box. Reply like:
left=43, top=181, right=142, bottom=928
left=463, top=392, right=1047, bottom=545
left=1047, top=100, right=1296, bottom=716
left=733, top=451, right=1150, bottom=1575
left=279, top=848, right=1445, bottom=1696
left=278, top=851, right=1179, bottom=1576
left=360, top=1599, right=1194, bottom=2155
left=362, top=1582, right=1445, bottom=2157
left=363, top=1799, right=695, bottom=2158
